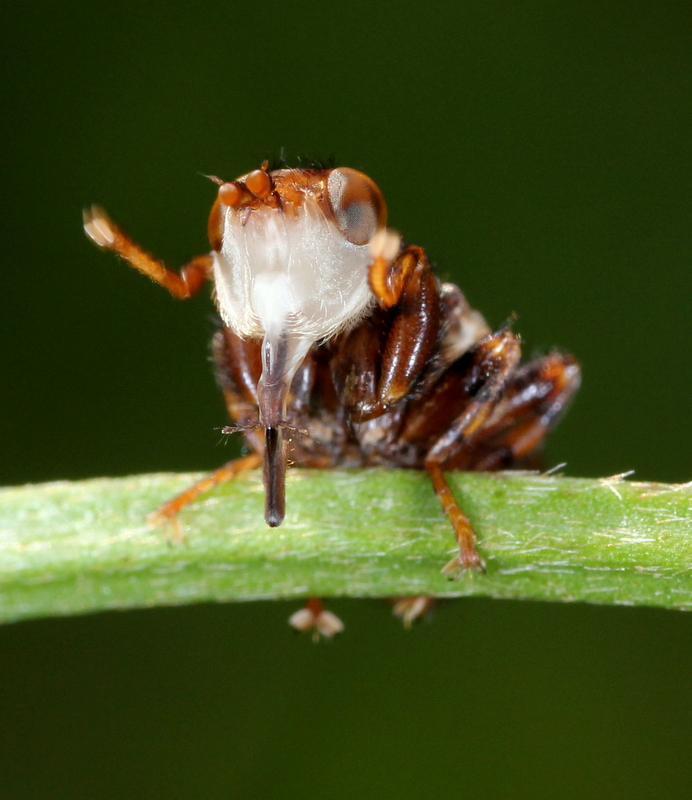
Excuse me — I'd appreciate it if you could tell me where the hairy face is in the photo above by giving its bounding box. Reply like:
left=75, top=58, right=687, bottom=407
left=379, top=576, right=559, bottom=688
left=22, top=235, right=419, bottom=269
left=210, top=166, right=389, bottom=402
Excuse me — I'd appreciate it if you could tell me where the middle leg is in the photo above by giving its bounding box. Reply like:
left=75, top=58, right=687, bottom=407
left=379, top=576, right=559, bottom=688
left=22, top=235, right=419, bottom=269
left=149, top=452, right=262, bottom=541
left=149, top=327, right=264, bottom=539
left=404, top=330, right=522, bottom=575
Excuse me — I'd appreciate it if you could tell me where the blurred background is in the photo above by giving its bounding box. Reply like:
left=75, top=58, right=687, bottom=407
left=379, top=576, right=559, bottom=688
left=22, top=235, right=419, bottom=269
left=1, top=1, right=692, bottom=797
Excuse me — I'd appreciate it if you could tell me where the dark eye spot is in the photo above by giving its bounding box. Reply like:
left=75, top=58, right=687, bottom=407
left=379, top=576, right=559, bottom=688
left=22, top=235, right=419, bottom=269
left=327, top=168, right=387, bottom=245
left=336, top=201, right=378, bottom=244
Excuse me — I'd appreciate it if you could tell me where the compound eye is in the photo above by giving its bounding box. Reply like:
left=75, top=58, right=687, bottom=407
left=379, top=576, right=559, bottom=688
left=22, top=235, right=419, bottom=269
left=327, top=168, right=387, bottom=245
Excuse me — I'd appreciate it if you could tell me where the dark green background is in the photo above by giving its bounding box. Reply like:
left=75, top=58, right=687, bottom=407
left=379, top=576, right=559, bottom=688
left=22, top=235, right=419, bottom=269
left=2, top=1, right=692, bottom=797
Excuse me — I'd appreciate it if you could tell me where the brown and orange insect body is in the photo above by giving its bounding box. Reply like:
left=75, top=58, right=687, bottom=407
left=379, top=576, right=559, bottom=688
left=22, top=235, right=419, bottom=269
left=84, top=160, right=580, bottom=633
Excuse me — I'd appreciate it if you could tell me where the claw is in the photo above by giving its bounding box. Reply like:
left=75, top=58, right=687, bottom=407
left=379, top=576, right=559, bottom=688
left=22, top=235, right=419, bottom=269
left=147, top=509, right=185, bottom=544
left=391, top=596, right=436, bottom=627
left=441, top=551, right=486, bottom=579
left=288, top=598, right=344, bottom=641
left=83, top=205, right=116, bottom=248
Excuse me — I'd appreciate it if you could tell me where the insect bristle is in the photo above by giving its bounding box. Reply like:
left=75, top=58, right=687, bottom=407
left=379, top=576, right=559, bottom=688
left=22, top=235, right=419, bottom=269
left=265, top=151, right=336, bottom=172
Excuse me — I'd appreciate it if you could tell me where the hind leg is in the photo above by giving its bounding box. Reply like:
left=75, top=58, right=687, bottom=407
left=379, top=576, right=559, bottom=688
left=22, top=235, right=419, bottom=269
left=425, top=350, right=580, bottom=574
left=456, top=353, right=581, bottom=471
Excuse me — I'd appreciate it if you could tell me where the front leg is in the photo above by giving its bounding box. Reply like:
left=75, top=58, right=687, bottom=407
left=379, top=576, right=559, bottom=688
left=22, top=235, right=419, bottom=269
left=83, top=205, right=212, bottom=299
left=332, top=241, right=442, bottom=421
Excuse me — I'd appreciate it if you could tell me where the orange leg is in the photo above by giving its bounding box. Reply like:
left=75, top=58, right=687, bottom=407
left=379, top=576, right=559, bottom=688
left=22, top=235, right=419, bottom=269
left=369, top=231, right=411, bottom=309
left=83, top=205, right=212, bottom=299
left=149, top=453, right=262, bottom=540
left=426, top=462, right=484, bottom=575
left=422, top=331, right=522, bottom=576
left=423, top=349, right=580, bottom=574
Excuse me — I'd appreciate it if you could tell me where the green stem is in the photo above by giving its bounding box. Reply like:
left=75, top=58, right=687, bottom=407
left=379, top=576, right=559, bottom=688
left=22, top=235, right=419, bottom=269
left=1, top=470, right=691, bottom=623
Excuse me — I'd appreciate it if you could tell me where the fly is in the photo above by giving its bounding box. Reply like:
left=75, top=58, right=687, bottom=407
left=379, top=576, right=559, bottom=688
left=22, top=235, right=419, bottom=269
left=84, top=160, right=580, bottom=635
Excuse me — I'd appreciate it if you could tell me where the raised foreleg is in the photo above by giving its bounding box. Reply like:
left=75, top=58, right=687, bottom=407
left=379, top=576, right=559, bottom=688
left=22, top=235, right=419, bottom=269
left=83, top=205, right=212, bottom=298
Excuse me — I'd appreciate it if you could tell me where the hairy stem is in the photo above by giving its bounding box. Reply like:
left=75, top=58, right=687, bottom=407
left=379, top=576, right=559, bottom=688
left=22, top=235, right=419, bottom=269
left=1, top=469, right=691, bottom=623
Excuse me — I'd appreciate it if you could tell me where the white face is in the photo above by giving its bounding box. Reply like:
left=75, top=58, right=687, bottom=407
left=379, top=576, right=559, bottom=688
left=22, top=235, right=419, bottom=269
left=213, top=200, right=375, bottom=345
left=213, top=181, right=386, bottom=417
left=209, top=166, right=393, bottom=429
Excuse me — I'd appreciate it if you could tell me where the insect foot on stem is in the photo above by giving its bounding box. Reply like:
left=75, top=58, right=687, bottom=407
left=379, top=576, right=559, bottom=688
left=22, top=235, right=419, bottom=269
left=147, top=509, right=185, bottom=545
left=288, top=598, right=345, bottom=641
left=441, top=550, right=486, bottom=579
left=391, top=596, right=437, bottom=627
